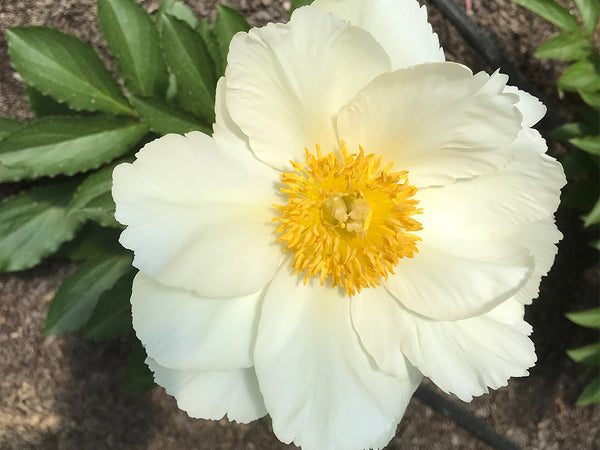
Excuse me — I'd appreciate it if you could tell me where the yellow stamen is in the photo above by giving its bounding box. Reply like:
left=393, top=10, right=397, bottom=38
left=274, top=141, right=422, bottom=296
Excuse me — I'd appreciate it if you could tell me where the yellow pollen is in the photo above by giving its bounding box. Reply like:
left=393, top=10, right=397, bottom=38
left=274, top=141, right=423, bottom=296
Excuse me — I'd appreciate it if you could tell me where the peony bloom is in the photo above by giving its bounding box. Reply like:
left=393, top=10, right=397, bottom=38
left=112, top=0, right=565, bottom=448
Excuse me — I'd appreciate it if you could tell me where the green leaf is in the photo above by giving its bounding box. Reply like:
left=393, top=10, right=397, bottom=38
left=98, top=0, right=169, bottom=98
left=570, top=136, right=600, bottom=155
left=568, top=342, right=600, bottom=366
left=0, top=182, right=81, bottom=272
left=68, top=163, right=122, bottom=228
left=574, top=0, right=600, bottom=36
left=577, top=376, right=600, bottom=406
left=566, top=307, right=600, bottom=329
left=558, top=58, right=600, bottom=92
left=82, top=269, right=135, bottom=341
left=157, top=0, right=198, bottom=28
left=159, top=14, right=216, bottom=123
left=534, top=31, right=593, bottom=61
left=44, top=252, right=133, bottom=335
left=0, top=117, right=25, bottom=140
left=197, top=18, right=225, bottom=78
left=512, top=0, right=580, bottom=30
left=123, top=338, right=156, bottom=393
left=579, top=89, right=600, bottom=109
left=550, top=122, right=595, bottom=140
left=25, top=86, right=74, bottom=117
left=6, top=27, right=134, bottom=116
left=57, top=224, right=123, bottom=262
left=0, top=115, right=148, bottom=182
left=214, top=4, right=250, bottom=65
left=289, top=0, right=313, bottom=18
left=583, top=198, right=600, bottom=226
left=130, top=95, right=211, bottom=135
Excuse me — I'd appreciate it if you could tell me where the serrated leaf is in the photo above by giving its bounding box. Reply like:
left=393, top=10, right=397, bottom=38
left=98, top=0, right=169, bottom=98
left=44, top=252, right=133, bottom=335
left=25, top=86, right=74, bottom=117
left=0, top=117, right=25, bottom=140
left=583, top=198, right=600, bottom=226
left=123, top=338, right=156, bottom=393
left=157, top=0, right=198, bottom=28
left=82, top=269, right=135, bottom=341
left=0, top=115, right=148, bottom=182
left=558, top=58, right=600, bottom=92
left=288, top=0, right=313, bottom=18
left=57, top=223, right=123, bottom=262
left=197, top=18, right=225, bottom=78
left=6, top=27, right=134, bottom=116
left=567, top=307, right=600, bottom=329
left=512, top=0, right=580, bottom=30
left=570, top=136, right=600, bottom=155
left=568, top=342, right=600, bottom=366
left=130, top=95, right=211, bottom=135
left=577, top=376, right=600, bottom=406
left=159, top=14, right=216, bottom=123
left=574, top=0, right=600, bottom=36
left=579, top=89, right=600, bottom=109
left=0, top=182, right=82, bottom=272
left=214, top=4, right=250, bottom=65
left=69, top=163, right=121, bottom=228
left=534, top=31, right=593, bottom=61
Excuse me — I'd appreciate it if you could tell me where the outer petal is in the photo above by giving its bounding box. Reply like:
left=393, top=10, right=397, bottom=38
left=225, top=6, right=391, bottom=171
left=384, top=238, right=534, bottom=321
left=112, top=131, right=281, bottom=298
left=337, top=63, right=522, bottom=187
left=505, top=85, right=546, bottom=127
left=131, top=273, right=262, bottom=371
left=414, top=129, right=566, bottom=242
left=254, top=265, right=421, bottom=450
left=352, top=290, right=536, bottom=402
left=146, top=358, right=267, bottom=423
left=313, top=0, right=444, bottom=69
left=513, top=219, right=562, bottom=305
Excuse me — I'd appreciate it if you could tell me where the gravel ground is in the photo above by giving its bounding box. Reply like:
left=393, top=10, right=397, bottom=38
left=0, top=1, right=599, bottom=449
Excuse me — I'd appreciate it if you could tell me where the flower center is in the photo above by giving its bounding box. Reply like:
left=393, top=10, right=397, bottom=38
left=275, top=142, right=422, bottom=296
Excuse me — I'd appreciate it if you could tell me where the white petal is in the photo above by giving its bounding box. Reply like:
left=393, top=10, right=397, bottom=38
left=131, top=273, right=262, bottom=371
left=112, top=131, right=281, bottom=298
left=312, top=0, right=444, bottom=69
left=225, top=6, right=391, bottom=171
left=512, top=219, right=562, bottom=305
left=385, top=238, right=534, bottom=321
left=254, top=265, right=421, bottom=450
left=147, top=358, right=267, bottom=423
left=359, top=294, right=536, bottom=402
left=415, top=129, right=566, bottom=242
left=337, top=63, right=522, bottom=187
left=505, top=85, right=546, bottom=127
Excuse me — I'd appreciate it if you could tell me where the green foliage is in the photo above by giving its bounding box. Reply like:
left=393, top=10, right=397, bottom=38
left=6, top=27, right=135, bottom=116
left=566, top=307, right=600, bottom=328
left=567, top=342, right=600, bottom=367
left=513, top=0, right=580, bottom=30
left=98, top=0, right=169, bottom=98
left=534, top=32, right=594, bottom=61
left=1, top=0, right=255, bottom=394
left=573, top=0, right=600, bottom=35
left=0, top=116, right=147, bottom=182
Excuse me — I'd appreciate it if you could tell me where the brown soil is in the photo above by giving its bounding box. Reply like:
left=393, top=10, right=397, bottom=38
left=0, top=1, right=599, bottom=449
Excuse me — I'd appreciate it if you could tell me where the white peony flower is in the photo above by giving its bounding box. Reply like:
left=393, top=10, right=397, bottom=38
left=112, top=0, right=566, bottom=448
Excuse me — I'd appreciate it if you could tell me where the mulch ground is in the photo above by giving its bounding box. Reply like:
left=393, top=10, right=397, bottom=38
left=0, top=1, right=599, bottom=449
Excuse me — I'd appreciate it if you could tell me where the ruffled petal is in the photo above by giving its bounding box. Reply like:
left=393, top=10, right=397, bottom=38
left=254, top=265, right=421, bottom=450
left=352, top=293, right=536, bottom=402
left=337, top=63, right=522, bottom=187
left=313, top=0, right=444, bottom=69
left=505, top=85, right=546, bottom=127
left=414, top=129, right=566, bottom=242
left=112, top=131, right=281, bottom=298
left=384, top=238, right=534, bottom=321
left=147, top=358, right=267, bottom=423
left=225, top=6, right=391, bottom=171
left=131, top=273, right=262, bottom=371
